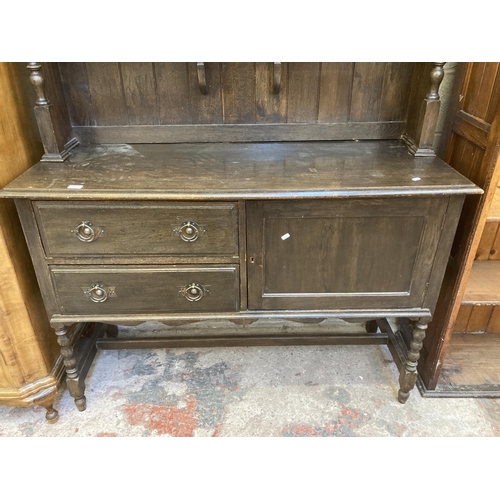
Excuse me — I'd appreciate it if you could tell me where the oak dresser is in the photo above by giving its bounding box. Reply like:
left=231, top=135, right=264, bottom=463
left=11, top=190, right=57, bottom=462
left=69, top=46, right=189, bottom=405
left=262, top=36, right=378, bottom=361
left=0, top=62, right=481, bottom=421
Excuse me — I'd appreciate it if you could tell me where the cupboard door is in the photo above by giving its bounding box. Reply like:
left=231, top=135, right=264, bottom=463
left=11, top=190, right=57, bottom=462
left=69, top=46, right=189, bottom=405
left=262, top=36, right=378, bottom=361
left=246, top=198, right=449, bottom=311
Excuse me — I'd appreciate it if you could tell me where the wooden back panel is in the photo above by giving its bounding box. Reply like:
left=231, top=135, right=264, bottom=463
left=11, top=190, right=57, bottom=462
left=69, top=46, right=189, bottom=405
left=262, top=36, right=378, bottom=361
left=58, top=62, right=416, bottom=143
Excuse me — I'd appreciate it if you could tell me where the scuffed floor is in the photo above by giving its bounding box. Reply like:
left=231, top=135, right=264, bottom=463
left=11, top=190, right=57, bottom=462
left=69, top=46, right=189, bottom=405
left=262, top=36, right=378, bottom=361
left=1, top=332, right=499, bottom=436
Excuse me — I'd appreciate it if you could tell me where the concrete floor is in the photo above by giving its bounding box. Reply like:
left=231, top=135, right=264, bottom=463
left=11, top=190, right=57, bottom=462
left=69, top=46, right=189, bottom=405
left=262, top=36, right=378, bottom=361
left=1, top=320, right=499, bottom=437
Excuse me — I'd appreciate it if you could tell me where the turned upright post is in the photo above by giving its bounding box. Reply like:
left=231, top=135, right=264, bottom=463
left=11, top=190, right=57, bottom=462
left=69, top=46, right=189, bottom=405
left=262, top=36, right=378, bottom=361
left=403, top=62, right=446, bottom=157
left=26, top=62, right=77, bottom=162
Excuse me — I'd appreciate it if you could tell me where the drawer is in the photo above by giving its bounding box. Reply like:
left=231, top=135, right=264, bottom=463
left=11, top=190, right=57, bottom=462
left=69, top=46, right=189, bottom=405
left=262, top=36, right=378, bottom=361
left=50, top=265, right=239, bottom=315
left=34, top=201, right=238, bottom=257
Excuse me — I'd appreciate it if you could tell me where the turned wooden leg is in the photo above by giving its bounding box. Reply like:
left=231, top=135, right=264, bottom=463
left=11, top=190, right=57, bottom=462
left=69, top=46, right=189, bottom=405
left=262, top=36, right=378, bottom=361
left=398, top=317, right=429, bottom=404
left=55, top=325, right=87, bottom=412
left=43, top=404, right=59, bottom=424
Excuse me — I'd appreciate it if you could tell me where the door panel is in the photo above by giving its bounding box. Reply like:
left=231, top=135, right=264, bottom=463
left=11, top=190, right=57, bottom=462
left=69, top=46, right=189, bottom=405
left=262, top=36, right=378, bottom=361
left=247, top=198, right=449, bottom=310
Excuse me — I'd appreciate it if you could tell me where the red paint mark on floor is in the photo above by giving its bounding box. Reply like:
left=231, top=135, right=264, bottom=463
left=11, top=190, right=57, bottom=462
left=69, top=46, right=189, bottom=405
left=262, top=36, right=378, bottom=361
left=97, top=432, right=118, bottom=437
left=282, top=406, right=370, bottom=437
left=123, top=397, right=198, bottom=436
left=212, top=424, right=222, bottom=437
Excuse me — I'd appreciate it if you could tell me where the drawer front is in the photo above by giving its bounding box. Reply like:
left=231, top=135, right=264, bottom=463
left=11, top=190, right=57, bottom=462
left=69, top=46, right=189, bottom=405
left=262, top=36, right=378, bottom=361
left=34, top=202, right=238, bottom=257
left=51, top=265, right=239, bottom=314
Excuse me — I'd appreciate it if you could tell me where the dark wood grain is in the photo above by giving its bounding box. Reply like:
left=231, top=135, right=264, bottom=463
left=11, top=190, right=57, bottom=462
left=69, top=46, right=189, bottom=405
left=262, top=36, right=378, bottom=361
left=14, top=199, right=59, bottom=317
left=380, top=63, right=416, bottom=121
left=51, top=265, right=240, bottom=314
left=96, top=333, right=388, bottom=350
left=238, top=200, right=247, bottom=310
left=188, top=62, right=223, bottom=124
left=247, top=197, right=450, bottom=311
left=222, top=63, right=256, bottom=124
left=33, top=201, right=238, bottom=257
left=58, top=62, right=95, bottom=127
left=120, top=63, right=158, bottom=125
left=40, top=63, right=73, bottom=152
left=2, top=141, right=480, bottom=201
left=317, top=63, right=354, bottom=123
left=86, top=63, right=128, bottom=126
left=404, top=62, right=434, bottom=144
left=287, top=63, right=320, bottom=123
left=73, top=121, right=405, bottom=144
left=350, top=63, right=386, bottom=122
left=154, top=63, right=192, bottom=124
left=255, top=62, right=288, bottom=123
left=52, top=309, right=431, bottom=328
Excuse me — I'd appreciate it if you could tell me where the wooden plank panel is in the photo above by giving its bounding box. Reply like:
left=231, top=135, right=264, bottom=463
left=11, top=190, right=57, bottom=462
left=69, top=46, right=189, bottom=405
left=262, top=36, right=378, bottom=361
left=350, top=63, right=386, bottom=122
left=287, top=63, right=320, bottom=123
left=439, top=333, right=500, bottom=386
left=58, top=62, right=95, bottom=126
left=452, top=110, right=490, bottom=149
left=405, top=62, right=433, bottom=144
left=255, top=62, right=288, bottom=123
left=473, top=62, right=500, bottom=121
left=462, top=62, right=486, bottom=118
left=486, top=307, right=500, bottom=333
left=154, top=63, right=191, bottom=124
left=466, top=306, right=492, bottom=332
left=460, top=138, right=482, bottom=180
left=489, top=221, right=500, bottom=260
left=379, top=63, right=415, bottom=122
left=475, top=221, right=499, bottom=260
left=317, top=63, right=354, bottom=123
left=462, top=261, right=500, bottom=305
left=485, top=69, right=500, bottom=124
left=221, top=63, right=256, bottom=124
left=73, top=121, right=405, bottom=144
left=488, top=184, right=500, bottom=221
left=188, top=62, right=223, bottom=124
left=120, top=63, right=158, bottom=125
left=40, top=62, right=72, bottom=151
left=453, top=305, right=473, bottom=333
left=447, top=133, right=468, bottom=176
left=86, top=63, right=128, bottom=125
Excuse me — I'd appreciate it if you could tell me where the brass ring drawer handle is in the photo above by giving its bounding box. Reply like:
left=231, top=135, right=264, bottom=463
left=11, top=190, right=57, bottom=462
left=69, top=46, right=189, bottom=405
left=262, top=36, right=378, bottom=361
left=72, top=221, right=103, bottom=242
left=172, top=221, right=207, bottom=242
left=82, top=284, right=116, bottom=303
left=179, top=282, right=210, bottom=302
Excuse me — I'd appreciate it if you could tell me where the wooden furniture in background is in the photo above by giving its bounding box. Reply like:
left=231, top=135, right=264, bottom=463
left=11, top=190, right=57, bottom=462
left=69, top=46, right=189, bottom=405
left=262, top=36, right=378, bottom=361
left=417, top=62, right=500, bottom=396
left=1, top=62, right=481, bottom=417
left=0, top=63, right=61, bottom=422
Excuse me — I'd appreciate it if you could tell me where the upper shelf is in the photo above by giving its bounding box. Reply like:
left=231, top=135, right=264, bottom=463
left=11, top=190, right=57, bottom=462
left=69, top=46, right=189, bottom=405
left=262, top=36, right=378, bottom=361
left=24, top=62, right=449, bottom=161
left=1, top=140, right=482, bottom=201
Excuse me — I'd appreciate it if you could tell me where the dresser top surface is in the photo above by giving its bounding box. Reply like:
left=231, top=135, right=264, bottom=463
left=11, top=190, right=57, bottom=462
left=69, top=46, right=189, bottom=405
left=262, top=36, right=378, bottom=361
left=1, top=140, right=481, bottom=200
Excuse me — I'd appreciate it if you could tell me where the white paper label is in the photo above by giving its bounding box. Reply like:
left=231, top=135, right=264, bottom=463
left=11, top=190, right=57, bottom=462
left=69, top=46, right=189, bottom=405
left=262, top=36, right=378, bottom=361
left=67, top=184, right=83, bottom=189
left=281, top=233, right=290, bottom=240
